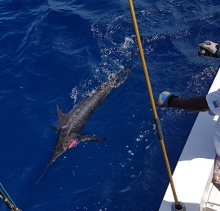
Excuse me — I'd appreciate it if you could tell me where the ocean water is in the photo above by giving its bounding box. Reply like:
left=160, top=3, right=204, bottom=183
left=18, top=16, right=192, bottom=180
left=0, top=0, right=220, bottom=211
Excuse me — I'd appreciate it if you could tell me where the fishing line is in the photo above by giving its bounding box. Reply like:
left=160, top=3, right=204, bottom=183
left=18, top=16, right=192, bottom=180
left=34, top=8, right=52, bottom=32
left=91, top=92, right=147, bottom=135
left=172, top=18, right=220, bottom=73
left=196, top=18, right=220, bottom=45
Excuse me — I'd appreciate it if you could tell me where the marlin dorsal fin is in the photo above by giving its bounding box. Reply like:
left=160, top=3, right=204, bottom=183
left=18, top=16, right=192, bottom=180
left=56, top=105, right=70, bottom=127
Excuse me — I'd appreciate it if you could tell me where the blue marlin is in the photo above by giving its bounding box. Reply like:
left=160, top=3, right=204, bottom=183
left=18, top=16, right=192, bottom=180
left=36, top=68, right=131, bottom=184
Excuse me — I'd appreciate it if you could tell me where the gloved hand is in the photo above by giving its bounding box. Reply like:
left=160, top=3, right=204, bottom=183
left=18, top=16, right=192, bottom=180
left=156, top=91, right=177, bottom=107
left=198, top=40, right=220, bottom=58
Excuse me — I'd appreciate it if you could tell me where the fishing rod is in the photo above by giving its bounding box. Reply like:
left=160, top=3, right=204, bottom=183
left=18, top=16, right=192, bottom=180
left=0, top=183, right=22, bottom=211
left=127, top=0, right=186, bottom=210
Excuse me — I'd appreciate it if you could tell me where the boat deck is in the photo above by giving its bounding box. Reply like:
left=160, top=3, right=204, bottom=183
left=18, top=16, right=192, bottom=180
left=203, top=184, right=220, bottom=211
left=158, top=68, right=220, bottom=211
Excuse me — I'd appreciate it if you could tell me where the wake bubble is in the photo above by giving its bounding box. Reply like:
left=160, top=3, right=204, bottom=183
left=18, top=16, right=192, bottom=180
left=91, top=13, right=136, bottom=75
left=70, top=14, right=136, bottom=103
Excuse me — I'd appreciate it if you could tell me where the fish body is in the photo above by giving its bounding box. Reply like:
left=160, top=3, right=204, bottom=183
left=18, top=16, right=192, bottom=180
left=36, top=68, right=131, bottom=184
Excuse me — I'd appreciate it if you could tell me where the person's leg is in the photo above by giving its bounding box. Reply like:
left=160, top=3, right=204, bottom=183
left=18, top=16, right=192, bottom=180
left=212, top=154, right=220, bottom=191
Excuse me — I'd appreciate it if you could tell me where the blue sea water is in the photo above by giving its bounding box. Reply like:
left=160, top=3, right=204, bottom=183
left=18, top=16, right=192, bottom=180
left=1, top=0, right=220, bottom=211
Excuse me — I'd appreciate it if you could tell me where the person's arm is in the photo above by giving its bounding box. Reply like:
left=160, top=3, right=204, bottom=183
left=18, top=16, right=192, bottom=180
left=157, top=91, right=210, bottom=112
left=171, top=96, right=209, bottom=112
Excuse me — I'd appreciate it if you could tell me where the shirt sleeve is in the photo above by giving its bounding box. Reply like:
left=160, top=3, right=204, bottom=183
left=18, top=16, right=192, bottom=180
left=206, top=88, right=220, bottom=115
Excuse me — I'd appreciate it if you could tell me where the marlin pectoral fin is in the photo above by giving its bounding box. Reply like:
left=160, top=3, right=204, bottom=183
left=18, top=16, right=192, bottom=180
left=50, top=125, right=60, bottom=131
left=87, top=138, right=107, bottom=142
left=81, top=134, right=107, bottom=142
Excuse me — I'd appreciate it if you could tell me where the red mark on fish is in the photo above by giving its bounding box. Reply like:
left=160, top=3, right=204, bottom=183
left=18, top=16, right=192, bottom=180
left=66, top=139, right=78, bottom=148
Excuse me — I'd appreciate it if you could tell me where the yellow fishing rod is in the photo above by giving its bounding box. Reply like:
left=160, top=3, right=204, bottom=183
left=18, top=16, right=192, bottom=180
left=127, top=1, right=185, bottom=210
